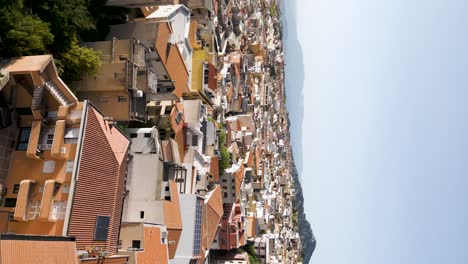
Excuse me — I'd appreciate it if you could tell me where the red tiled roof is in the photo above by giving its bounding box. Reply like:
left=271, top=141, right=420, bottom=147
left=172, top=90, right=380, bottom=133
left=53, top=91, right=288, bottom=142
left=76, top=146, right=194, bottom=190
left=164, top=181, right=183, bottom=259
left=210, top=156, right=220, bottom=182
left=155, top=23, right=190, bottom=99
left=68, top=104, right=130, bottom=254
left=204, top=186, right=223, bottom=250
left=0, top=236, right=78, bottom=264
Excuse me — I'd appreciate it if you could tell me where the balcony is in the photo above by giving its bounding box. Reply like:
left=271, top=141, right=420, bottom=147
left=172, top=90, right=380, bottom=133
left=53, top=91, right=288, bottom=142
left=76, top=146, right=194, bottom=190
left=39, top=180, right=63, bottom=221
left=26, top=121, right=42, bottom=160
left=13, top=180, right=37, bottom=221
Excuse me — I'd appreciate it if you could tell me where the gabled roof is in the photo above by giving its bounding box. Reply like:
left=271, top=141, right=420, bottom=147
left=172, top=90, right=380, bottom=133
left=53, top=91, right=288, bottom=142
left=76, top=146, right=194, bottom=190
left=204, top=186, right=223, bottom=249
left=90, top=106, right=130, bottom=165
left=170, top=102, right=186, bottom=161
left=163, top=181, right=183, bottom=259
left=156, top=23, right=190, bottom=98
left=210, top=156, right=220, bottom=182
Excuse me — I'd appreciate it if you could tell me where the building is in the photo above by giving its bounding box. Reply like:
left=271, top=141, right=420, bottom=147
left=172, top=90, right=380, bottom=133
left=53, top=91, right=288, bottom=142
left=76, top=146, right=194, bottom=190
left=107, top=18, right=191, bottom=101
left=73, top=38, right=154, bottom=122
left=220, top=161, right=244, bottom=204
left=118, top=223, right=169, bottom=264
left=121, top=127, right=183, bottom=260
left=213, top=203, right=246, bottom=250
left=171, top=194, right=204, bottom=264
left=252, top=237, right=274, bottom=264
left=0, top=234, right=78, bottom=264
left=201, top=185, right=223, bottom=261
left=0, top=55, right=130, bottom=256
left=209, top=250, right=250, bottom=264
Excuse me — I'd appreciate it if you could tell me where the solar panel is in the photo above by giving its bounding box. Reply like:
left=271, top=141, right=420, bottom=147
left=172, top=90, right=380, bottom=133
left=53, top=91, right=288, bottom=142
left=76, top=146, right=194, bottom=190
left=94, top=216, right=110, bottom=241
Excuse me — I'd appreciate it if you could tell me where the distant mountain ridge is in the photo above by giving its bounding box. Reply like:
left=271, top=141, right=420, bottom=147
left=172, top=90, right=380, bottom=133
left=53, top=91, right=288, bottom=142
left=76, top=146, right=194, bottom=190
left=280, top=0, right=315, bottom=262
left=289, top=139, right=316, bottom=263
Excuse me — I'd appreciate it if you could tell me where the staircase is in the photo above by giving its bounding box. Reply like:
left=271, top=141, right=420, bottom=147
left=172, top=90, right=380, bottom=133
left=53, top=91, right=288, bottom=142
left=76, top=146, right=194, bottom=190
left=31, top=86, right=44, bottom=110
left=44, top=81, right=73, bottom=106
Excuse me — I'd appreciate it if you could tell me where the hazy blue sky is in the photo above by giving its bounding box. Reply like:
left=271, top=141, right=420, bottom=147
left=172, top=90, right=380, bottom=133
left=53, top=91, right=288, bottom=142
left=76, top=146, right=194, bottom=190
left=284, top=0, right=468, bottom=263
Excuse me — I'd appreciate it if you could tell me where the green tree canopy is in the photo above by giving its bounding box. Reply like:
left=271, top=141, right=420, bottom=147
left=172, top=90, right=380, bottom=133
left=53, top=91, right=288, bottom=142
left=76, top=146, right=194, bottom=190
left=0, top=1, right=54, bottom=57
left=56, top=39, right=102, bottom=84
left=25, top=0, right=95, bottom=52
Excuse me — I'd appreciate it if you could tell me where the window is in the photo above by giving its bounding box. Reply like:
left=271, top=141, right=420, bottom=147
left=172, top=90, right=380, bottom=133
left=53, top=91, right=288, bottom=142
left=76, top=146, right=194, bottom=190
left=175, top=112, right=183, bottom=124
left=222, top=179, right=227, bottom=182
left=99, top=96, right=110, bottom=103
left=204, top=67, right=209, bottom=85
left=118, top=96, right=127, bottom=102
left=50, top=201, right=67, bottom=220
left=42, top=160, right=55, bottom=174
left=4, top=198, right=16, bottom=207
left=191, top=134, right=198, bottom=146
left=144, top=133, right=151, bottom=138
left=64, top=128, right=79, bottom=144
left=223, top=192, right=227, bottom=198
left=94, top=216, right=110, bottom=241
left=46, top=134, right=54, bottom=144
left=27, top=200, right=40, bottom=220
left=8, top=212, right=17, bottom=222
left=17, top=127, right=31, bottom=151
left=132, top=240, right=141, bottom=249
left=119, top=54, right=128, bottom=61
left=62, top=186, right=70, bottom=193
left=140, top=211, right=145, bottom=219
left=130, top=133, right=138, bottom=138
left=65, top=160, right=74, bottom=173
left=13, top=184, right=19, bottom=194
left=114, top=73, right=122, bottom=80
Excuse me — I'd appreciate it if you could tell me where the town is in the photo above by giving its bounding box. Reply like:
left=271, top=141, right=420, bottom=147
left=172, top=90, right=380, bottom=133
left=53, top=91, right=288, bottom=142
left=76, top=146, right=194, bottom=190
left=0, top=0, right=305, bottom=263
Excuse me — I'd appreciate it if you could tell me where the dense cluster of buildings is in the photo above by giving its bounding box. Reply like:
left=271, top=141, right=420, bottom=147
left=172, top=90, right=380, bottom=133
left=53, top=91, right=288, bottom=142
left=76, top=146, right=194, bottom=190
left=0, top=0, right=302, bottom=263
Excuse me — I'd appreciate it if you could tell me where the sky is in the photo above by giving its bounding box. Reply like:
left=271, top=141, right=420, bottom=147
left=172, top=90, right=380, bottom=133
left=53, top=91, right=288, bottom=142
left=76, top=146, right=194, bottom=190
left=283, top=0, right=468, bottom=263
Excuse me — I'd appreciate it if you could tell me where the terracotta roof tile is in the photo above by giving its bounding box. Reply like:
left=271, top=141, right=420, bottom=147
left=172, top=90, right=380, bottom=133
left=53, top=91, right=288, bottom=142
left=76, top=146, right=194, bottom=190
left=155, top=23, right=190, bottom=99
left=0, top=236, right=78, bottom=264
left=163, top=181, right=182, bottom=259
left=204, top=186, right=223, bottom=250
left=210, top=156, right=220, bottom=182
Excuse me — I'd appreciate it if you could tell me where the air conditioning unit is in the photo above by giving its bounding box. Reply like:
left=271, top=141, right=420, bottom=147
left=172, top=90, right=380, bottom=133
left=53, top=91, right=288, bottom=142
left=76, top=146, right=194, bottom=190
left=77, top=250, right=89, bottom=259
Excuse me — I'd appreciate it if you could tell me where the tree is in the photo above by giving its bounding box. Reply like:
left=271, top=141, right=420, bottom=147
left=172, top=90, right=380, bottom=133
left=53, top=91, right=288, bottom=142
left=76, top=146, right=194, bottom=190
left=25, top=0, right=95, bottom=52
left=0, top=1, right=54, bottom=57
left=218, top=126, right=231, bottom=175
left=240, top=243, right=260, bottom=264
left=3, top=16, right=54, bottom=57
left=56, top=39, right=101, bottom=84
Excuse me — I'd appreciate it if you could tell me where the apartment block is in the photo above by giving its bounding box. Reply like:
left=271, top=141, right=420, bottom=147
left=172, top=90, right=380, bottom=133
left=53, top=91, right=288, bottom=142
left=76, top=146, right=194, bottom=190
left=0, top=55, right=130, bottom=256
left=107, top=5, right=192, bottom=101
left=73, top=39, right=153, bottom=122
left=121, top=127, right=183, bottom=260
